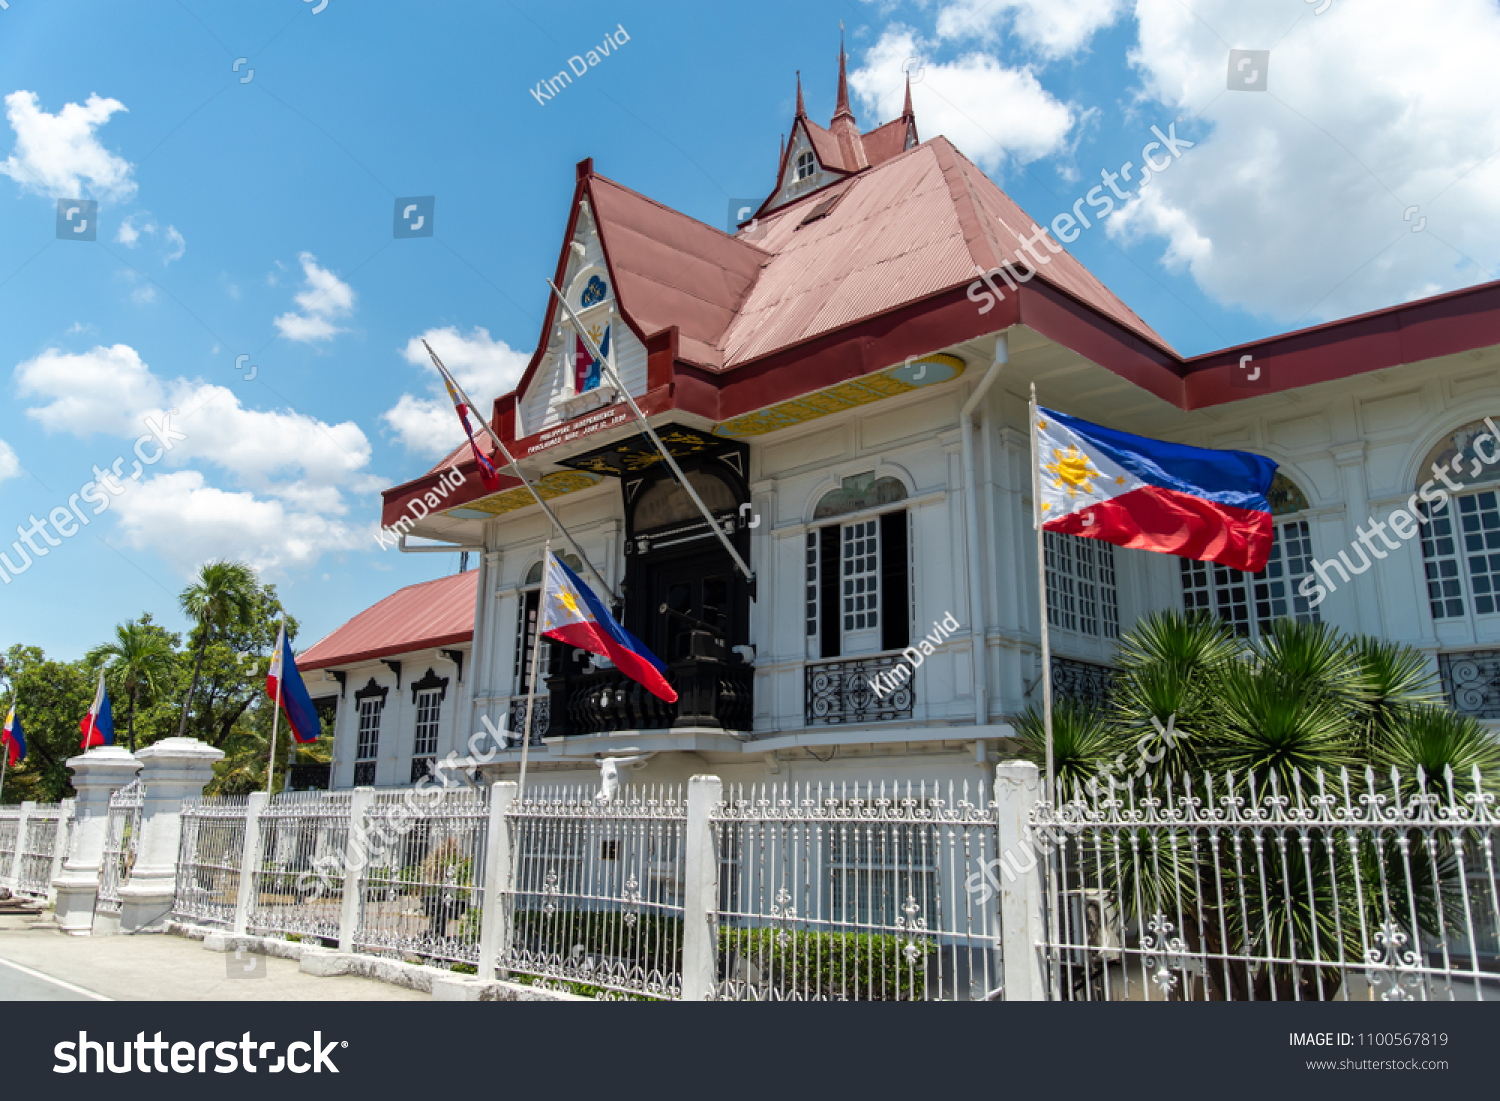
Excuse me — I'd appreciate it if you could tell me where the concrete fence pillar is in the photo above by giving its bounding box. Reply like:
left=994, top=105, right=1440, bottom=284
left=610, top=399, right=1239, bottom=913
left=118, top=737, right=223, bottom=934
left=52, top=746, right=141, bottom=935
left=338, top=788, right=375, bottom=953
left=47, top=798, right=76, bottom=899
left=477, top=781, right=517, bottom=979
left=9, top=802, right=34, bottom=889
left=995, top=761, right=1046, bottom=1001
left=680, top=773, right=723, bottom=1001
left=232, top=792, right=268, bottom=936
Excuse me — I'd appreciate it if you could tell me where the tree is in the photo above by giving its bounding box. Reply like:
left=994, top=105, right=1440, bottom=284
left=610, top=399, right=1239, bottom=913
left=175, top=560, right=258, bottom=741
left=84, top=617, right=178, bottom=752
left=0, top=646, right=97, bottom=803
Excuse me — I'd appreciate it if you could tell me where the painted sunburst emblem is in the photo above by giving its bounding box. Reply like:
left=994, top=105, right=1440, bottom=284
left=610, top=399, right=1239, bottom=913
left=1045, top=444, right=1103, bottom=499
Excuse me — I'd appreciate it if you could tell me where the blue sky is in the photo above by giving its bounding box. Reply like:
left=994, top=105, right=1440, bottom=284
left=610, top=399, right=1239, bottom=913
left=1, top=0, right=1495, bottom=660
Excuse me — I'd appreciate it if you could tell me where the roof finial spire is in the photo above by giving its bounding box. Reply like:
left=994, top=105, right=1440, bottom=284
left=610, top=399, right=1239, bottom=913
left=834, top=27, right=853, bottom=120
left=902, top=71, right=914, bottom=119
left=795, top=69, right=806, bottom=118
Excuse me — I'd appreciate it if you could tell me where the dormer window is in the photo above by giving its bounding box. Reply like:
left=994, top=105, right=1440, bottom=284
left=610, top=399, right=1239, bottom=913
left=795, top=150, right=816, bottom=181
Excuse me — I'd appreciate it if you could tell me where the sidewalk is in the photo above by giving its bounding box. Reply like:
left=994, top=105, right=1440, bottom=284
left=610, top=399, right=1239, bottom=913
left=0, top=908, right=428, bottom=1001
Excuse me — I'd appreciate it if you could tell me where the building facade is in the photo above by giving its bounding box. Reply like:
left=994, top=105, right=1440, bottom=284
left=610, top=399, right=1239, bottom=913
left=306, top=51, right=1500, bottom=795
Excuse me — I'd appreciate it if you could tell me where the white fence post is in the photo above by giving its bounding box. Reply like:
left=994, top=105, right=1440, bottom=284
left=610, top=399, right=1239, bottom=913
left=478, top=781, right=516, bottom=979
left=48, top=799, right=75, bottom=899
left=118, top=737, right=224, bottom=933
left=995, top=761, right=1046, bottom=1002
left=338, top=788, right=375, bottom=953
left=53, top=747, right=141, bottom=935
left=680, top=774, right=722, bottom=1001
left=9, top=802, right=33, bottom=889
left=232, top=792, right=268, bottom=937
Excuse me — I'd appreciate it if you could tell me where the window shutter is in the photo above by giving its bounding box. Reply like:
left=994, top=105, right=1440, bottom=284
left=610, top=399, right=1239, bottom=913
left=819, top=525, right=841, bottom=658
left=880, top=510, right=910, bottom=651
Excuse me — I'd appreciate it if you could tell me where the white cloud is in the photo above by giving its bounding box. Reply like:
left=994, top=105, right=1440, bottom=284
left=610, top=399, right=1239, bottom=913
left=0, top=90, right=135, bottom=201
left=13, top=342, right=380, bottom=575
left=163, top=225, right=185, bottom=263
left=111, top=471, right=363, bottom=576
left=116, top=214, right=146, bottom=246
left=115, top=215, right=184, bottom=264
left=16, top=344, right=166, bottom=434
left=1115, top=0, right=1500, bottom=323
left=851, top=28, right=1077, bottom=171
left=936, top=0, right=1126, bottom=58
left=381, top=326, right=529, bottom=456
left=0, top=439, right=19, bottom=485
left=273, top=252, right=355, bottom=342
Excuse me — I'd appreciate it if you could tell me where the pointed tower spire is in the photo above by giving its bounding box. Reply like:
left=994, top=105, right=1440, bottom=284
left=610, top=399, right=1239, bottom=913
left=833, top=30, right=853, bottom=121
left=795, top=70, right=806, bottom=118
left=902, top=71, right=914, bottom=119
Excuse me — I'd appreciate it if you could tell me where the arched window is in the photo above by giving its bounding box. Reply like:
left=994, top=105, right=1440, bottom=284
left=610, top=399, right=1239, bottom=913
left=805, top=474, right=911, bottom=659
left=1418, top=418, right=1500, bottom=621
left=516, top=553, right=583, bottom=693
left=633, top=469, right=738, bottom=531
left=1179, top=472, right=1319, bottom=638
left=795, top=150, right=816, bottom=181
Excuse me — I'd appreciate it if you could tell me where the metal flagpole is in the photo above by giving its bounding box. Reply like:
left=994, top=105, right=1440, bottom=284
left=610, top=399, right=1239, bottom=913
left=518, top=535, right=552, bottom=799
left=265, top=617, right=286, bottom=794
left=1031, top=383, right=1063, bottom=1001
left=545, top=280, right=756, bottom=589
left=422, top=341, right=619, bottom=603
left=1030, top=383, right=1055, bottom=804
left=0, top=691, right=12, bottom=805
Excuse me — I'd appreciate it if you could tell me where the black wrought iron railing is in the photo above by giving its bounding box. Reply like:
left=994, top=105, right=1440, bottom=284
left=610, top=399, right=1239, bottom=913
left=545, top=660, right=753, bottom=737
left=804, top=655, right=915, bottom=726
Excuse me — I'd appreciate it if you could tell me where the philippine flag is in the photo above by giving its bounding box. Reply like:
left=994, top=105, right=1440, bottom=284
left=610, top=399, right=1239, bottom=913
left=2, top=704, right=24, bottom=766
left=573, top=324, right=609, bottom=394
left=540, top=553, right=677, bottom=703
left=1037, top=406, right=1278, bottom=573
left=80, top=672, right=114, bottom=749
left=267, top=622, right=322, bottom=744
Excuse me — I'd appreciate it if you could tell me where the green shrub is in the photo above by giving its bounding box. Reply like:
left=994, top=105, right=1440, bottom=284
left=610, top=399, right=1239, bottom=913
left=719, top=927, right=927, bottom=1001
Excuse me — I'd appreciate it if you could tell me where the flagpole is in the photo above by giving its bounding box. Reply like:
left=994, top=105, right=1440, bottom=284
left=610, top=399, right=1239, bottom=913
left=421, top=341, right=619, bottom=603
left=266, top=617, right=286, bottom=795
left=1030, top=383, right=1055, bottom=805
left=545, top=280, right=756, bottom=589
left=519, top=535, right=552, bottom=799
left=0, top=692, right=12, bottom=805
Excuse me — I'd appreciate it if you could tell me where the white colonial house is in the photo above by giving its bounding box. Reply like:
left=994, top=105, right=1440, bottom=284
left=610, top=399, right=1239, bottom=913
left=306, top=48, right=1500, bottom=796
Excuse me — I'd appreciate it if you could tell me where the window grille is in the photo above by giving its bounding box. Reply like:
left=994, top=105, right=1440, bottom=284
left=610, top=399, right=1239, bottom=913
left=1047, top=532, right=1120, bottom=638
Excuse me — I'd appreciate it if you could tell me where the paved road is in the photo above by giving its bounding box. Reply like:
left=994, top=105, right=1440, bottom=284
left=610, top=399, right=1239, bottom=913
left=0, top=910, right=428, bottom=1001
left=0, top=955, right=108, bottom=1000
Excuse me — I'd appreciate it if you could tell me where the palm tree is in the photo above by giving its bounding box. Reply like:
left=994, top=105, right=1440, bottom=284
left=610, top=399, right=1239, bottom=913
left=175, top=560, right=258, bottom=741
left=85, top=620, right=177, bottom=752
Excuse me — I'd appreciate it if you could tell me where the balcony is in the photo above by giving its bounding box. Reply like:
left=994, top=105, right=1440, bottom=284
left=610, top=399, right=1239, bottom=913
left=543, top=659, right=753, bottom=738
left=805, top=655, right=915, bottom=726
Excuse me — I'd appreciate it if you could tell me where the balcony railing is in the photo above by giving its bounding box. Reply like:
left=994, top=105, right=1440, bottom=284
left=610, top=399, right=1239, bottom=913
left=805, top=655, right=915, bottom=726
left=1439, top=650, right=1500, bottom=719
left=544, top=659, right=753, bottom=738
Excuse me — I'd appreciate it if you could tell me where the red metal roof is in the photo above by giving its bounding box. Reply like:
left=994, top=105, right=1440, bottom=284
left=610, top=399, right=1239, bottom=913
left=298, top=571, right=476, bottom=671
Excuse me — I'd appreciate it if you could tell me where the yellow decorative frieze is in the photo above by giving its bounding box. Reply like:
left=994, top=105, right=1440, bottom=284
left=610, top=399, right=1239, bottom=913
left=446, top=469, right=604, bottom=518
left=713, top=353, right=966, bottom=438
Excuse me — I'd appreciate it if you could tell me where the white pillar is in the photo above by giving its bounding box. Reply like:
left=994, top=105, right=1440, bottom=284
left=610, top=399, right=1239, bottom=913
left=232, top=792, right=268, bottom=936
left=338, top=788, right=375, bottom=952
left=995, top=760, right=1046, bottom=1002
left=117, top=737, right=223, bottom=934
left=52, top=746, right=141, bottom=935
left=680, top=774, right=723, bottom=1001
left=477, top=781, right=516, bottom=978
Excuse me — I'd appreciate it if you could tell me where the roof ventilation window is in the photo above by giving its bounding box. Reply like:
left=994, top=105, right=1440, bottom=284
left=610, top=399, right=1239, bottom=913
left=797, top=192, right=843, bottom=228
left=795, top=150, right=817, bottom=181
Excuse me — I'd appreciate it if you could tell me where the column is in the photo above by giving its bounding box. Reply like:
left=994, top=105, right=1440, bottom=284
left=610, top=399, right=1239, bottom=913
left=995, top=760, right=1046, bottom=1001
left=680, top=774, right=723, bottom=1001
left=52, top=746, right=141, bottom=935
left=117, top=737, right=223, bottom=934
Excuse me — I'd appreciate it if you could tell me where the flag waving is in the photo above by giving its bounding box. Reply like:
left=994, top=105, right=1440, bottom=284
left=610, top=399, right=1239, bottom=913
left=2, top=704, right=24, bottom=766
left=540, top=553, right=677, bottom=703
left=425, top=339, right=501, bottom=491
left=1036, top=405, right=1278, bottom=573
left=80, top=671, right=114, bottom=749
left=267, top=622, right=321, bottom=744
